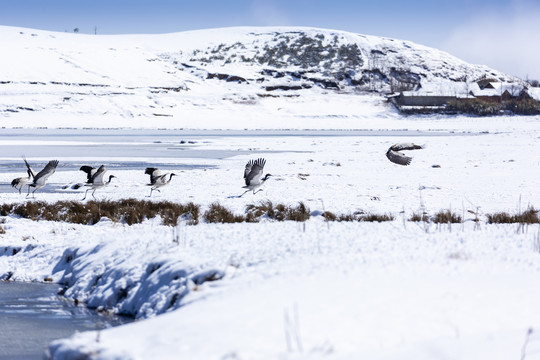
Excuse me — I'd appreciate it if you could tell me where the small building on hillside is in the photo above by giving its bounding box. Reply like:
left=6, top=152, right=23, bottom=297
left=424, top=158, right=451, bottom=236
left=388, top=81, right=533, bottom=113
left=389, top=93, right=456, bottom=107
left=469, top=82, right=529, bottom=103
left=388, top=90, right=466, bottom=113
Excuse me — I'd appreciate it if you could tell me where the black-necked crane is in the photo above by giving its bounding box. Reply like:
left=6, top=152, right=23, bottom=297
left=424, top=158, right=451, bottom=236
left=386, top=143, right=424, bottom=166
left=11, top=157, right=36, bottom=194
left=238, top=158, right=271, bottom=197
left=82, top=165, right=116, bottom=201
left=26, top=159, right=59, bottom=198
left=145, top=168, right=176, bottom=197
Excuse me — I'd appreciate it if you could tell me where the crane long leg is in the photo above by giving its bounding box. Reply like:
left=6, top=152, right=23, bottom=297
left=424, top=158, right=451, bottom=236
left=91, top=190, right=97, bottom=200
left=148, top=187, right=159, bottom=197
left=237, top=189, right=250, bottom=198
left=253, top=189, right=263, bottom=194
left=82, top=188, right=91, bottom=201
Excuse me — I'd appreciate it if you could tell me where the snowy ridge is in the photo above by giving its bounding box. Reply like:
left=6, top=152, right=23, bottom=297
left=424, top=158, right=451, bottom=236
left=0, top=25, right=524, bottom=128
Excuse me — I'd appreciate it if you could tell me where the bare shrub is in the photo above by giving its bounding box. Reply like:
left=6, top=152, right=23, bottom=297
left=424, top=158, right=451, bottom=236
left=487, top=207, right=539, bottom=224
left=203, top=202, right=245, bottom=223
left=322, top=211, right=336, bottom=221
left=0, top=199, right=200, bottom=226
left=246, top=200, right=275, bottom=219
left=516, top=207, right=540, bottom=224
left=433, top=210, right=462, bottom=224
left=359, top=213, right=394, bottom=222
left=284, top=202, right=310, bottom=222
left=338, top=213, right=357, bottom=221
left=246, top=201, right=310, bottom=222
left=409, top=211, right=430, bottom=222
left=322, top=210, right=392, bottom=222
left=486, top=212, right=514, bottom=224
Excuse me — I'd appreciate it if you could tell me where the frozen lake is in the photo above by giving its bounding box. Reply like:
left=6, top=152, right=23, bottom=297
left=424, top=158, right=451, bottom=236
left=0, top=127, right=466, bottom=167
left=0, top=128, right=466, bottom=196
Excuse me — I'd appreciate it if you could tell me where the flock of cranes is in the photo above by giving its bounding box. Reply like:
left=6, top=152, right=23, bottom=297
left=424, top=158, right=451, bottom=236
left=9, top=143, right=423, bottom=200
left=10, top=159, right=176, bottom=200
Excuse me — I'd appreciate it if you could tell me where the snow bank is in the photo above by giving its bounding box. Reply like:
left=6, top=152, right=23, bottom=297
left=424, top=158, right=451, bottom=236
left=2, top=216, right=539, bottom=359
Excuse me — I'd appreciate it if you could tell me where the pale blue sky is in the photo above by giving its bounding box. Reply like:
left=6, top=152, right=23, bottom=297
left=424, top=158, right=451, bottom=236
left=1, top=0, right=539, bottom=79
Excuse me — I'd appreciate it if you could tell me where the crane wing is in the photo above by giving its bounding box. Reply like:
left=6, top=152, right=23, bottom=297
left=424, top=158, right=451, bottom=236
left=34, top=160, right=59, bottom=184
left=386, top=150, right=412, bottom=166
left=145, top=167, right=161, bottom=185
left=23, top=157, right=37, bottom=179
left=80, top=166, right=96, bottom=182
left=390, top=143, right=424, bottom=152
left=244, top=158, right=266, bottom=185
left=90, top=165, right=107, bottom=184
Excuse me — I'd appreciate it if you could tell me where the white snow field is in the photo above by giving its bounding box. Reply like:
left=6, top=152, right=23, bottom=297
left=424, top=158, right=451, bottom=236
left=0, top=25, right=539, bottom=359
left=0, top=123, right=539, bottom=360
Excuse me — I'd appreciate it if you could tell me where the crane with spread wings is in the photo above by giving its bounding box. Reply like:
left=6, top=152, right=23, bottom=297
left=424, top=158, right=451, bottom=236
left=386, top=143, right=424, bottom=166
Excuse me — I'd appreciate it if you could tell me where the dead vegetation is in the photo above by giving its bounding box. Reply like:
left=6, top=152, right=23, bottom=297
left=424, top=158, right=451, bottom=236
left=0, top=199, right=200, bottom=226
left=486, top=207, right=539, bottom=224
left=432, top=210, right=462, bottom=224
left=322, top=210, right=394, bottom=222
left=245, top=201, right=311, bottom=222
left=203, top=202, right=246, bottom=223
left=201, top=201, right=312, bottom=223
left=409, top=211, right=430, bottom=222
left=0, top=199, right=537, bottom=227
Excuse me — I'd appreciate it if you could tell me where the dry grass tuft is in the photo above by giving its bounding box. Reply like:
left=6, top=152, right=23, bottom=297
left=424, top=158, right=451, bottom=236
left=322, top=211, right=337, bottom=222
left=246, top=201, right=311, bottom=222
left=246, top=200, right=275, bottom=219
left=409, top=211, right=430, bottom=222
left=487, top=207, right=539, bottom=224
left=432, top=210, right=462, bottom=224
left=203, top=202, right=245, bottom=223
left=358, top=212, right=395, bottom=222
left=486, top=212, right=514, bottom=224
left=0, top=199, right=200, bottom=226
left=517, top=208, right=540, bottom=224
left=284, top=202, right=311, bottom=222
left=322, top=210, right=393, bottom=222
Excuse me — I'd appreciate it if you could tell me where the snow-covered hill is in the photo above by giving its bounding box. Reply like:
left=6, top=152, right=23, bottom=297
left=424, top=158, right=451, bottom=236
left=0, top=25, right=525, bottom=129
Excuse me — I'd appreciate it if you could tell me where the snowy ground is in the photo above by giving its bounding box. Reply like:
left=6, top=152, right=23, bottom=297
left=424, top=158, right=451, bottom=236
left=0, top=116, right=539, bottom=359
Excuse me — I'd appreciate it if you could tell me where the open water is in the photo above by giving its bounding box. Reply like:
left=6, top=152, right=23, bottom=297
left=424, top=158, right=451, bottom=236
left=0, top=281, right=132, bottom=360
